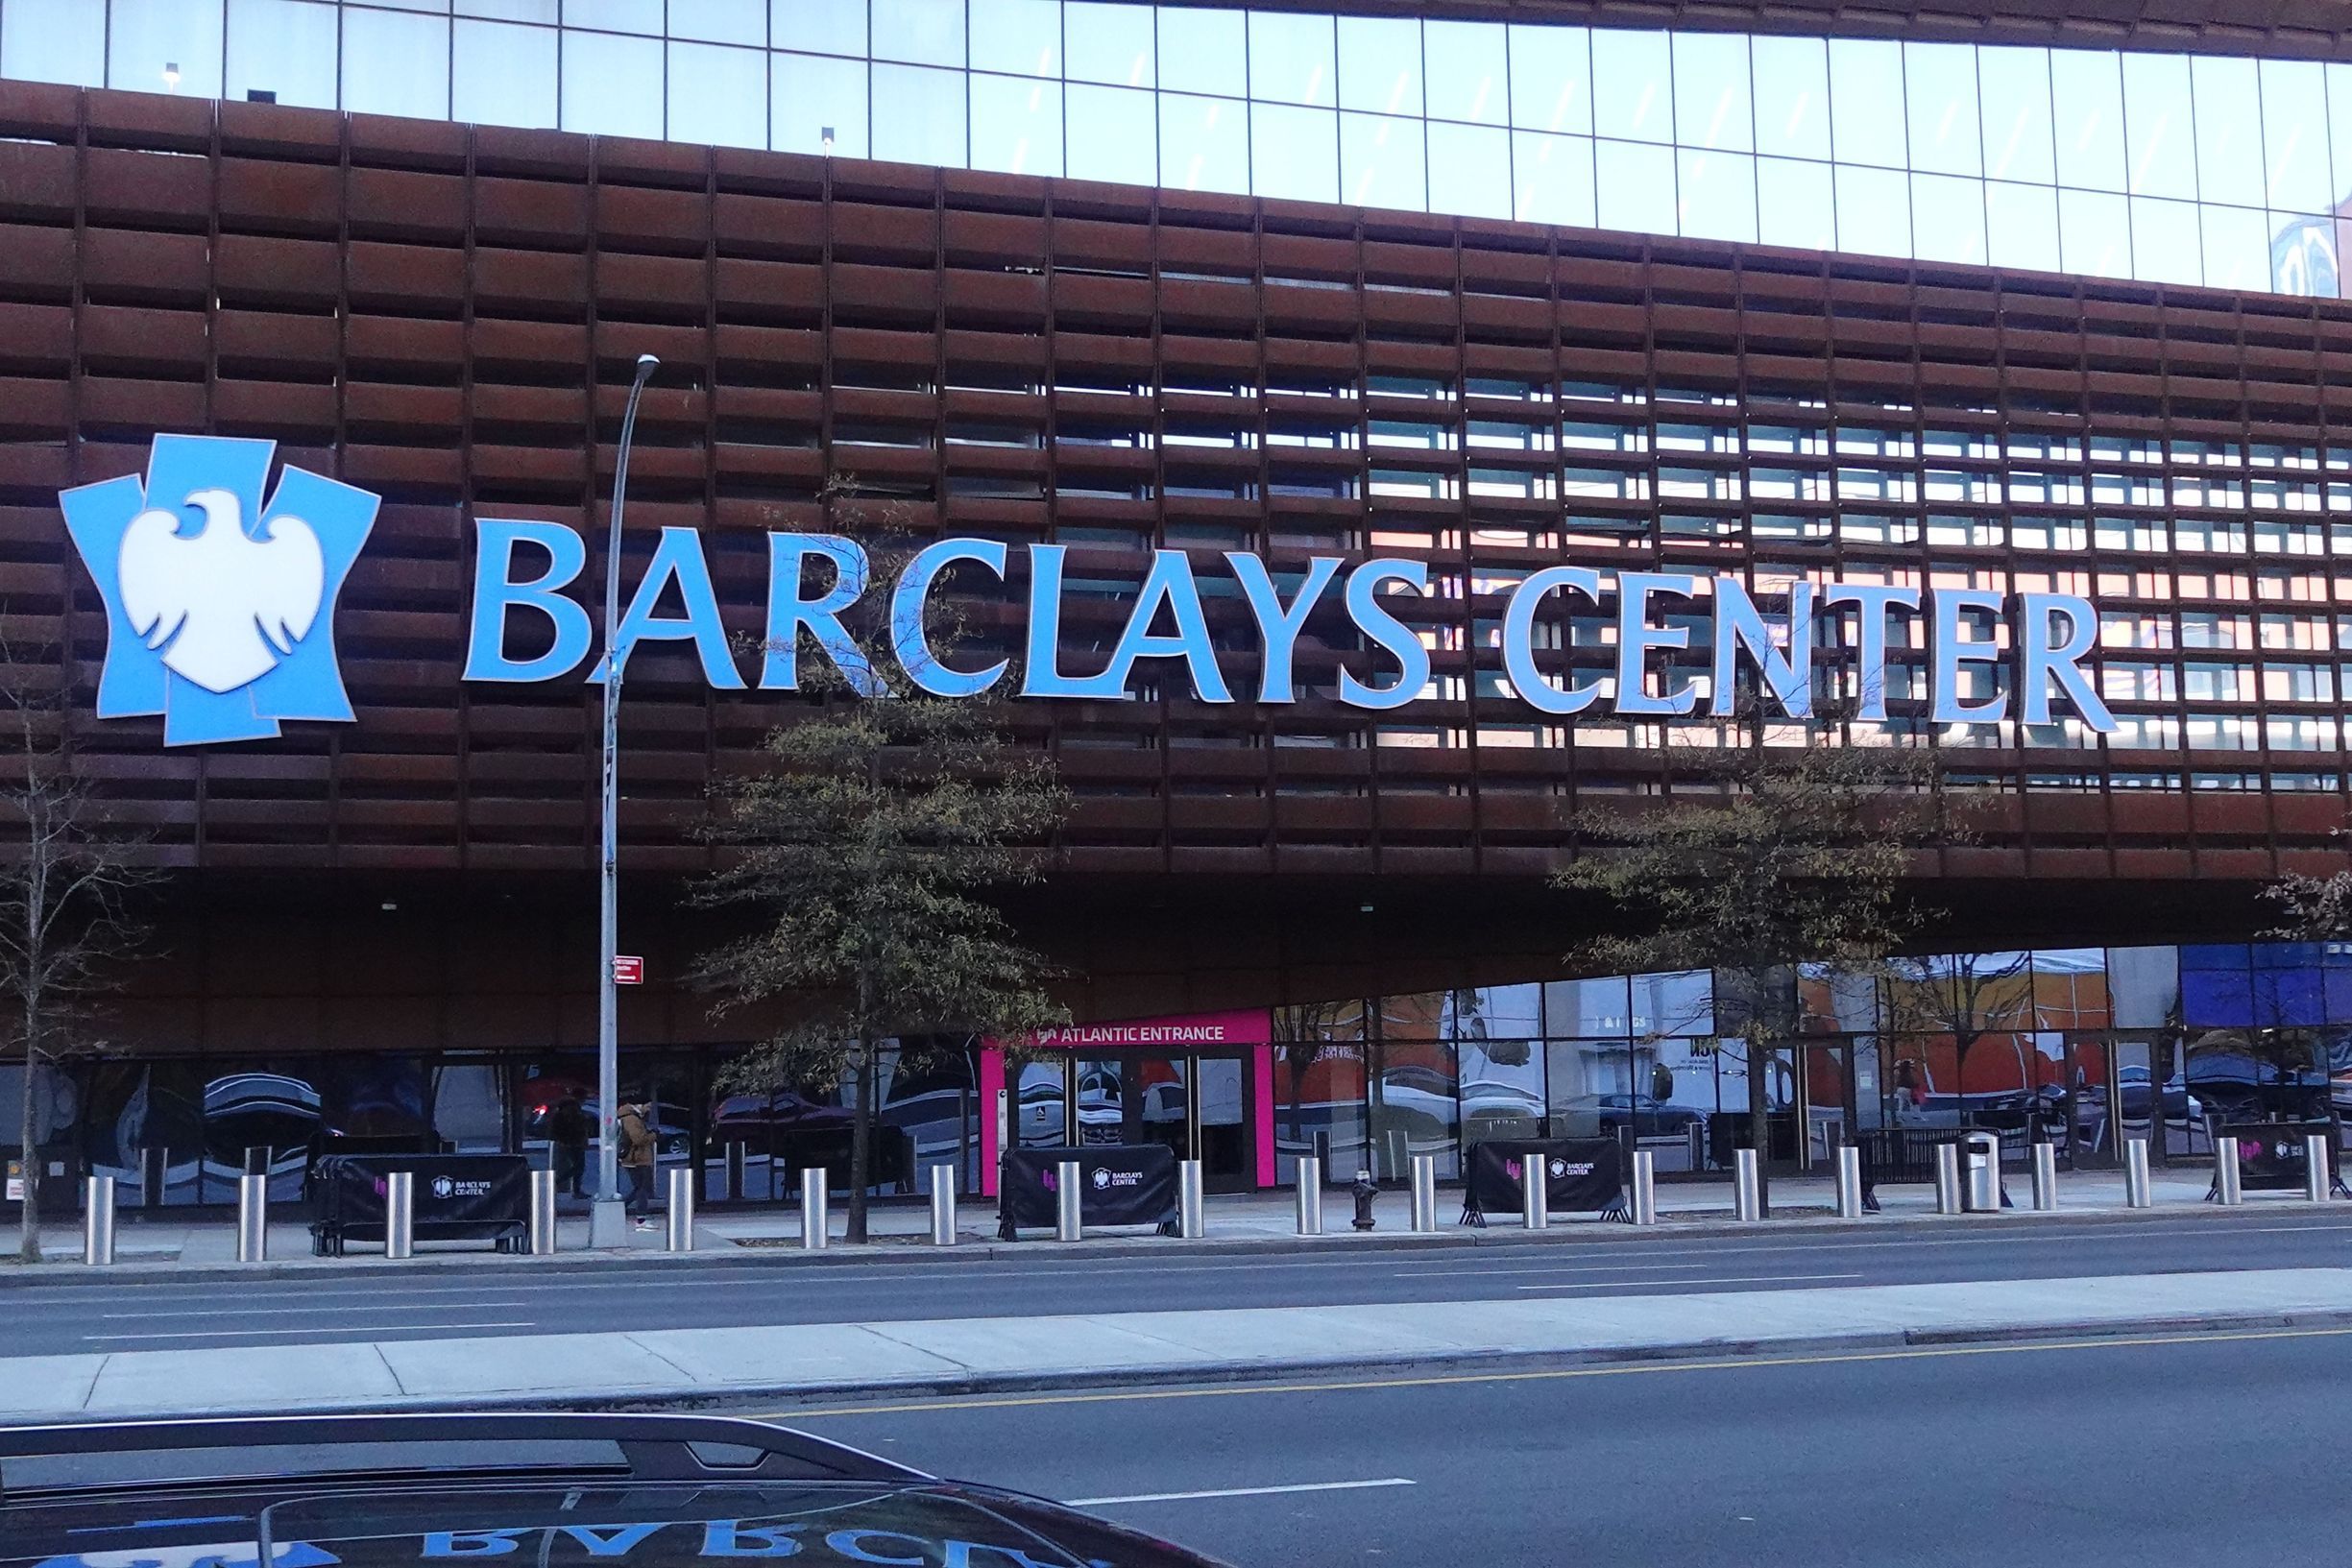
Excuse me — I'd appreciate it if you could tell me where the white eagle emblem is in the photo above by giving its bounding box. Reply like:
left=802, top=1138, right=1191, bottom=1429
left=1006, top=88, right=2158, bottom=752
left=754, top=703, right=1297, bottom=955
left=117, top=487, right=327, bottom=694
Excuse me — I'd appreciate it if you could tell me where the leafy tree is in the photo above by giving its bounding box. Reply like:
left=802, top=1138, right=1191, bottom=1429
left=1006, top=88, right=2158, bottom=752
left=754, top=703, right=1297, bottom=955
left=1552, top=718, right=1948, bottom=1205
left=2265, top=868, right=2352, bottom=940
left=0, top=638, right=154, bottom=1263
left=693, top=485, right=1070, bottom=1242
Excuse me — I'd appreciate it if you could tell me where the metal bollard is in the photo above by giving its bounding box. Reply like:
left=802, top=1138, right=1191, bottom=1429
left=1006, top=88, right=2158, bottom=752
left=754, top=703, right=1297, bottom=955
left=800, top=1168, right=828, bottom=1250
left=529, top=1169, right=558, bottom=1255
left=1409, top=1153, right=1437, bottom=1232
left=2123, top=1137, right=2152, bottom=1208
left=929, top=1165, right=958, bottom=1246
left=1521, top=1155, right=1549, bottom=1230
left=1055, top=1159, right=1082, bottom=1242
left=385, top=1170, right=414, bottom=1261
left=665, top=1168, right=695, bottom=1250
left=2309, top=1134, right=2333, bottom=1202
left=1834, top=1146, right=1863, bottom=1219
left=236, top=1172, right=268, bottom=1263
left=1178, top=1158, right=1205, bottom=1240
left=2214, top=1136, right=2243, bottom=1207
left=1295, top=1155, right=1323, bottom=1236
left=2031, top=1142, right=2058, bottom=1211
left=1632, top=1149, right=1658, bottom=1226
left=1933, top=1143, right=1962, bottom=1214
left=1733, top=1147, right=1761, bottom=1222
left=83, top=1175, right=115, bottom=1266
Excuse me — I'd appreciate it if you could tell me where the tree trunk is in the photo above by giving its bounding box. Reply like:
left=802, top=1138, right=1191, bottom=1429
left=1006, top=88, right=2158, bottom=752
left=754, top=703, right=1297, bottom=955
left=17, top=1038, right=39, bottom=1264
left=847, top=1032, right=872, bottom=1243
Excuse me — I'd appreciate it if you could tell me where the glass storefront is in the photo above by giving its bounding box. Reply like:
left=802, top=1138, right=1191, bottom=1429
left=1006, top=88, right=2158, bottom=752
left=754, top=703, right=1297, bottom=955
left=11, top=940, right=2351, bottom=1202
left=5, top=1043, right=982, bottom=1209
left=1270, top=941, right=2352, bottom=1183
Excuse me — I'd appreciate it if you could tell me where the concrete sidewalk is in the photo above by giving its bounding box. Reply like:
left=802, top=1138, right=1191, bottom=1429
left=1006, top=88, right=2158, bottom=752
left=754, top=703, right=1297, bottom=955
left=9, top=1266, right=2351, bottom=1424
left=0, top=1166, right=2246, bottom=1282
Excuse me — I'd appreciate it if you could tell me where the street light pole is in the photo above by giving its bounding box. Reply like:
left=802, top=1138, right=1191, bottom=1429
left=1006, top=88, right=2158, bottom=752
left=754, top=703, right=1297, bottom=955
left=589, top=351, right=660, bottom=1250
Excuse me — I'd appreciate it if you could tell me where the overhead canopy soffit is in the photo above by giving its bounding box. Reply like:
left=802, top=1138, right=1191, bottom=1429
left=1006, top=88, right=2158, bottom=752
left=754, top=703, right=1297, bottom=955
left=1203, top=0, right=2352, bottom=63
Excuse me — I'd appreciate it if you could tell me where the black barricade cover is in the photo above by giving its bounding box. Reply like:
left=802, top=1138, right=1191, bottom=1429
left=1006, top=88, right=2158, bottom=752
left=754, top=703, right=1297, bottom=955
left=1000, top=1145, right=1178, bottom=1231
left=1853, top=1127, right=1983, bottom=1189
left=313, top=1153, right=531, bottom=1240
left=1467, top=1139, right=1623, bottom=1217
left=2219, top=1121, right=2337, bottom=1191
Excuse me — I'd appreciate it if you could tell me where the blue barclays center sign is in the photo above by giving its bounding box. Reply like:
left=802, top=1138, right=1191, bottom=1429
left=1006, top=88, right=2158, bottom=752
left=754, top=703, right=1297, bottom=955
left=465, top=519, right=2116, bottom=732
left=62, top=436, right=2114, bottom=747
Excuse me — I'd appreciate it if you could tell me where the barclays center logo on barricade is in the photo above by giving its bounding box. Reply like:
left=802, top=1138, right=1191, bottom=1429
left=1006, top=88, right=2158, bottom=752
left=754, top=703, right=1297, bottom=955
left=61, top=435, right=378, bottom=747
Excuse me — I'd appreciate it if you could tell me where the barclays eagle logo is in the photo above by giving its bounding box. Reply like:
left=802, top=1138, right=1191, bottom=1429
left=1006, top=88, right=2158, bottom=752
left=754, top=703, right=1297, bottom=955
left=61, top=435, right=377, bottom=746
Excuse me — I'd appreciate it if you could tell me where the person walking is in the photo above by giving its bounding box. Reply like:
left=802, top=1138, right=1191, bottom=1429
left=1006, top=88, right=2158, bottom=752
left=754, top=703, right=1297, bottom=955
left=617, top=1099, right=658, bottom=1230
left=549, top=1096, right=588, bottom=1197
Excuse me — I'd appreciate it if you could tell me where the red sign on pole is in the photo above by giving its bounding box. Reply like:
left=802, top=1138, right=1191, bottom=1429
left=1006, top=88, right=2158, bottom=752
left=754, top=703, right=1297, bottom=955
left=612, top=954, right=645, bottom=985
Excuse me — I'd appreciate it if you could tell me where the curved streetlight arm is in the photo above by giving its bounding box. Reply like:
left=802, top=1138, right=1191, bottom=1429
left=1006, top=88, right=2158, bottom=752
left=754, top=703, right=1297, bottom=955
left=591, top=351, right=661, bottom=1250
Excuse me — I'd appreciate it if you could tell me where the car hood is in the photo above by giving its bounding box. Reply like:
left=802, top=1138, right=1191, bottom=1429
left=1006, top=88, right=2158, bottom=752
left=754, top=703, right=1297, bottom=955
left=9, top=1478, right=1233, bottom=1568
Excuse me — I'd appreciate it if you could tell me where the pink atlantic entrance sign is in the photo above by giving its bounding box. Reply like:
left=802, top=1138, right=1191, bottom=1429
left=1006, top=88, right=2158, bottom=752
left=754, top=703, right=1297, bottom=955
left=978, top=1010, right=1277, bottom=1196
left=1027, top=1013, right=1271, bottom=1049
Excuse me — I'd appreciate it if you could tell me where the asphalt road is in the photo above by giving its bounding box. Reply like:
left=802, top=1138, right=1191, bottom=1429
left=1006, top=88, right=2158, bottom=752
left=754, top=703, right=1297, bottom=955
left=765, top=1324, right=2352, bottom=1568
left=8, top=1206, right=2352, bottom=1355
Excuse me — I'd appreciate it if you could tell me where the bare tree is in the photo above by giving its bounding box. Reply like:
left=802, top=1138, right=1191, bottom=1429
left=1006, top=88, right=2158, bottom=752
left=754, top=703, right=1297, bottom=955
left=0, top=639, right=154, bottom=1263
left=1880, top=950, right=2034, bottom=1109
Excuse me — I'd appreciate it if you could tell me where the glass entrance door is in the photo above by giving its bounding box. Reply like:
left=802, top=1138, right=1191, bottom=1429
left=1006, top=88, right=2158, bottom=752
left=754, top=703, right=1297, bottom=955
left=1028, top=1051, right=1257, bottom=1194
left=1194, top=1054, right=1250, bottom=1192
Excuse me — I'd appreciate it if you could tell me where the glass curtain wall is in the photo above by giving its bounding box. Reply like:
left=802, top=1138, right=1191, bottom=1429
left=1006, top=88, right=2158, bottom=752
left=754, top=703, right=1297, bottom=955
left=9, top=0, right=2352, bottom=297
left=1269, top=940, right=2352, bottom=1182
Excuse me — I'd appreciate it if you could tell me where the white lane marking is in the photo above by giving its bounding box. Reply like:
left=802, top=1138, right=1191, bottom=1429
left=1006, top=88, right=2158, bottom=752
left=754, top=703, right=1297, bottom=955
left=1515, top=1271, right=1865, bottom=1291
left=1068, top=1478, right=1416, bottom=1507
left=100, top=1301, right=532, bottom=1319
left=1393, top=1262, right=1715, bottom=1279
left=83, top=1321, right=534, bottom=1341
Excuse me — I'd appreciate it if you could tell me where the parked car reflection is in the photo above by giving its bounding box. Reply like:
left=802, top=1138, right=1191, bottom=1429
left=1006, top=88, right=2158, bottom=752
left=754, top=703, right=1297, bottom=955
left=1553, top=1093, right=1708, bottom=1140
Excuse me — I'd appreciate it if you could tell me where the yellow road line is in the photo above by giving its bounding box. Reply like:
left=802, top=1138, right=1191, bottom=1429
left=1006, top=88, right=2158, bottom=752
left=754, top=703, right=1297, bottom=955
left=761, top=1323, right=2352, bottom=1420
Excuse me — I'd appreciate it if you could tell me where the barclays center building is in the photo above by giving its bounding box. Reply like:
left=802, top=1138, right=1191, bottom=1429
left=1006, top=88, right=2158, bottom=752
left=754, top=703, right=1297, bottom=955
left=5, top=0, right=2352, bottom=1211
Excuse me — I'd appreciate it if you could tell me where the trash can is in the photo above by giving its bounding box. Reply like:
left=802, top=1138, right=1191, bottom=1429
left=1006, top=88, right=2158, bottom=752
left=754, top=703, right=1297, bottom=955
left=1961, top=1130, right=2001, bottom=1212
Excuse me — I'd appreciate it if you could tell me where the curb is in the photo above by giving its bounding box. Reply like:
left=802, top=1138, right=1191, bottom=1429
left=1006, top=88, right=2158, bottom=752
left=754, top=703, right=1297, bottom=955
left=0, top=1193, right=2330, bottom=1291
left=22, top=1304, right=2352, bottom=1426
